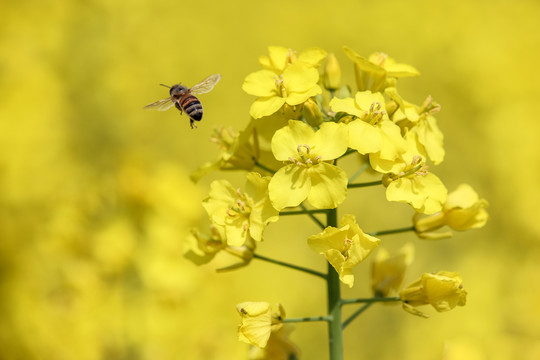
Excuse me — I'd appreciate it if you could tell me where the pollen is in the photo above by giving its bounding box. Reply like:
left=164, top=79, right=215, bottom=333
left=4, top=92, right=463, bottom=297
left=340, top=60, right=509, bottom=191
left=285, top=144, right=322, bottom=168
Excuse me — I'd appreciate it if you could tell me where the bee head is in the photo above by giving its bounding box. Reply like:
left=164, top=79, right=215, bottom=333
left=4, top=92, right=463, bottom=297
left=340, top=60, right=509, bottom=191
left=169, top=84, right=188, bottom=97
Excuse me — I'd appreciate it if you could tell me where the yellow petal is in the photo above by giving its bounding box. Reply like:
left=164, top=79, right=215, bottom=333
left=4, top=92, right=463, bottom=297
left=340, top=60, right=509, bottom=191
left=268, top=165, right=311, bottom=211
left=285, top=85, right=322, bottom=105
left=267, top=46, right=289, bottom=72
left=330, top=97, right=365, bottom=118
left=243, top=70, right=279, bottom=97
left=348, top=119, right=382, bottom=154
left=306, top=163, right=348, bottom=209
left=271, top=120, right=315, bottom=161
left=298, top=47, right=328, bottom=67
left=249, top=96, right=286, bottom=119
left=313, top=122, right=348, bottom=160
left=282, top=63, right=319, bottom=93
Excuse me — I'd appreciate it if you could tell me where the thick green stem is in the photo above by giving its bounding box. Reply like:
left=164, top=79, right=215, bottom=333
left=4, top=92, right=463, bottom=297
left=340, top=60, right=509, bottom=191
left=326, top=208, right=343, bottom=360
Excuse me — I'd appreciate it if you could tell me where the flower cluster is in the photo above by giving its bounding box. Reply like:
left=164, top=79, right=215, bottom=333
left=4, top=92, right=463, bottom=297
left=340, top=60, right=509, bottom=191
left=185, top=45, right=488, bottom=357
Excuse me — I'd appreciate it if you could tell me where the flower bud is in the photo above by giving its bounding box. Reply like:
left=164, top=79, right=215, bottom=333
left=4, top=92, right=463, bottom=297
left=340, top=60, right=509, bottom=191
left=303, top=98, right=323, bottom=127
left=323, top=53, right=341, bottom=91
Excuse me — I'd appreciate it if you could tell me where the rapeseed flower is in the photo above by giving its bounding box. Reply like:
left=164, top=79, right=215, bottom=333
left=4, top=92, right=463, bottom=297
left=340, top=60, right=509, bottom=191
left=308, top=214, right=380, bottom=287
left=184, top=225, right=255, bottom=271
left=243, top=62, right=322, bottom=119
left=343, top=46, right=419, bottom=92
left=399, top=271, right=467, bottom=318
left=330, top=90, right=406, bottom=161
left=236, top=302, right=285, bottom=348
left=371, top=243, right=414, bottom=297
left=268, top=120, right=348, bottom=210
left=379, top=133, right=447, bottom=214
left=413, top=184, right=489, bottom=239
left=258, top=46, right=327, bottom=73
left=202, top=172, right=278, bottom=246
left=247, top=324, right=300, bottom=360
left=387, top=88, right=445, bottom=164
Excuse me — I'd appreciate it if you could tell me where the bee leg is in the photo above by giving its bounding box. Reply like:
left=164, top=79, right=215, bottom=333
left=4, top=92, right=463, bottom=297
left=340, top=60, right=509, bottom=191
left=190, top=119, right=197, bottom=129
left=174, top=102, right=183, bottom=114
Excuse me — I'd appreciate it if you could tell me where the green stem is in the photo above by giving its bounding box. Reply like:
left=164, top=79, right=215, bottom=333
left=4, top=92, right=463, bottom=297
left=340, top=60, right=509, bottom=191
left=252, top=253, right=327, bottom=279
left=284, top=316, right=331, bottom=323
left=326, top=208, right=343, bottom=360
left=368, top=226, right=415, bottom=237
left=342, top=303, right=373, bottom=329
left=254, top=161, right=276, bottom=174
left=347, top=180, right=383, bottom=188
left=340, top=297, right=401, bottom=305
left=300, top=203, right=326, bottom=230
left=348, top=162, right=370, bottom=183
left=280, top=209, right=328, bottom=216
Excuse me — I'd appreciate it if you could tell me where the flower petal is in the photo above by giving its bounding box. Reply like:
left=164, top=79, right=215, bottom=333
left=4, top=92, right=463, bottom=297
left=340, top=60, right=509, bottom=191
left=313, top=122, right=348, bottom=160
left=307, top=163, right=348, bottom=209
left=285, top=85, right=322, bottom=105
left=283, top=63, right=319, bottom=93
left=271, top=120, right=315, bottom=161
left=268, top=164, right=311, bottom=211
left=250, top=96, right=286, bottom=119
left=243, top=70, right=279, bottom=97
left=330, top=97, right=365, bottom=118
left=348, top=119, right=382, bottom=154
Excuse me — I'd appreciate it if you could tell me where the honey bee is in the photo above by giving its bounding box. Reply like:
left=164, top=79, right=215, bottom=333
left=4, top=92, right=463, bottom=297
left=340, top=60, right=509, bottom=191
left=144, top=73, right=221, bottom=128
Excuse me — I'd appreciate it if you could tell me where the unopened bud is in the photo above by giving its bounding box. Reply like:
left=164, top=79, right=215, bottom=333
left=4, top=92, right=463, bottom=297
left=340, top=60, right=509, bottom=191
left=323, top=53, right=341, bottom=91
left=303, top=98, right=323, bottom=127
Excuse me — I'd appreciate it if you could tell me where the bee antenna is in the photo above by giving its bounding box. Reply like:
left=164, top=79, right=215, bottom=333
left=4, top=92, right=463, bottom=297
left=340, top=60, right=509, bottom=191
left=159, top=84, right=171, bottom=88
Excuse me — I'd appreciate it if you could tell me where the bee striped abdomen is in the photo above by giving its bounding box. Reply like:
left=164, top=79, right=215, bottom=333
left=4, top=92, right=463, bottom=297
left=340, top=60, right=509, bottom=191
left=181, top=95, right=203, bottom=121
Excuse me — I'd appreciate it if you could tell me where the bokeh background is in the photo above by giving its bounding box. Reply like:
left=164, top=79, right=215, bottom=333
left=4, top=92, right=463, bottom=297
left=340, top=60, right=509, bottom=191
left=1, top=0, right=539, bottom=359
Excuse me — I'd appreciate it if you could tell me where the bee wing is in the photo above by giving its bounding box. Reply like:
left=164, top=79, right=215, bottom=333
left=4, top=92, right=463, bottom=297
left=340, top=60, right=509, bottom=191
left=143, top=98, right=175, bottom=111
left=189, top=74, right=221, bottom=95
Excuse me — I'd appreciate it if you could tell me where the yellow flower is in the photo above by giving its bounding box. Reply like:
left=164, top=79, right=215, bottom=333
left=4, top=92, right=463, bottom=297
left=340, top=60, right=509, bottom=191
left=247, top=324, right=300, bottom=360
left=236, top=302, right=285, bottom=348
left=371, top=243, right=414, bottom=297
left=330, top=90, right=406, bottom=161
left=258, top=46, right=327, bottom=73
left=243, top=62, right=322, bottom=119
left=190, top=126, right=259, bottom=182
left=323, top=53, right=341, bottom=91
left=378, top=133, right=448, bottom=214
left=184, top=225, right=255, bottom=272
left=413, top=184, right=489, bottom=238
left=308, top=214, right=380, bottom=287
left=268, top=120, right=348, bottom=210
left=399, top=271, right=467, bottom=318
left=343, top=46, right=419, bottom=92
left=202, top=172, right=279, bottom=246
left=386, top=88, right=445, bottom=165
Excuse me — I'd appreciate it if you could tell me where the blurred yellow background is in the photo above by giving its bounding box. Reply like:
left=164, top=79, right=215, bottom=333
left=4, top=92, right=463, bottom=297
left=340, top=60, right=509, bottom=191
left=1, top=0, right=539, bottom=359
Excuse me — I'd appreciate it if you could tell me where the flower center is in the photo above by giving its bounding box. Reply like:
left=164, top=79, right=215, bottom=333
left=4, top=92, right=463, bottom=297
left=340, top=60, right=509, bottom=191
left=226, top=189, right=252, bottom=218
left=371, top=52, right=388, bottom=68
left=366, top=101, right=386, bottom=125
left=398, top=156, right=429, bottom=179
left=275, top=75, right=287, bottom=98
left=342, top=237, right=353, bottom=259
left=286, top=144, right=322, bottom=168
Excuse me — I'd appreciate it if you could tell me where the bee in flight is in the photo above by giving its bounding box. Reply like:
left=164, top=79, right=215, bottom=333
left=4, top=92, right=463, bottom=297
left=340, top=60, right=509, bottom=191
left=144, top=73, right=221, bottom=129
